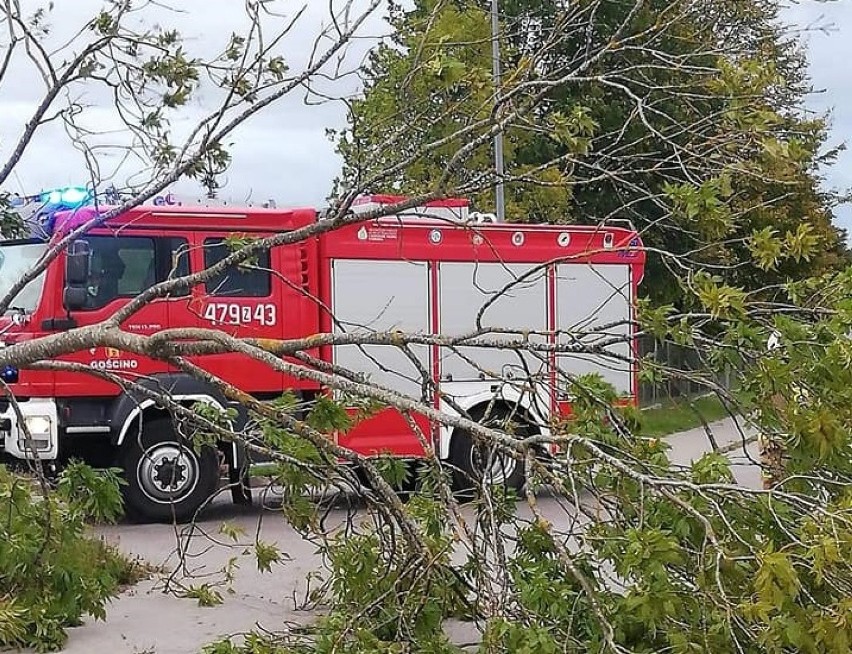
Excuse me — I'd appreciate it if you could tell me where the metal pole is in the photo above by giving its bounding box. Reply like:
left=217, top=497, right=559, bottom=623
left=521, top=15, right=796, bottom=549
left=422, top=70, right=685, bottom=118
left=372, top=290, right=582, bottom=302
left=491, top=0, right=505, bottom=222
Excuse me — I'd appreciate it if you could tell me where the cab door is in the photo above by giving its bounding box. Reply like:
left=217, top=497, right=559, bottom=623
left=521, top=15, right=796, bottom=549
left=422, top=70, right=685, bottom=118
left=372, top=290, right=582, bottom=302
left=185, top=234, right=285, bottom=393
left=55, top=233, right=173, bottom=396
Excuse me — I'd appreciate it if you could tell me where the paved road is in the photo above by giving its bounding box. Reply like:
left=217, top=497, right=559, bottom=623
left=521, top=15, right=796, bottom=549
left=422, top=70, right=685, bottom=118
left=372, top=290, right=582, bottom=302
left=54, top=417, right=760, bottom=654
left=667, top=415, right=760, bottom=486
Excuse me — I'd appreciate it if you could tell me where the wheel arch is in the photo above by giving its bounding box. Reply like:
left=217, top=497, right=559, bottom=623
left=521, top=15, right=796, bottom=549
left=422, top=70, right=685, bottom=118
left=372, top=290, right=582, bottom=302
left=437, top=384, right=550, bottom=461
left=109, top=374, right=246, bottom=471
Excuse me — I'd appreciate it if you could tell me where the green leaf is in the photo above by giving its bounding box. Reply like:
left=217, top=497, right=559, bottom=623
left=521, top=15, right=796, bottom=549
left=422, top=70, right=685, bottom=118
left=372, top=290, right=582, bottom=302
left=307, top=395, right=353, bottom=433
left=693, top=272, right=746, bottom=319
left=749, top=227, right=784, bottom=271
left=218, top=522, right=246, bottom=543
left=254, top=541, right=283, bottom=574
left=181, top=584, right=224, bottom=607
left=785, top=223, right=821, bottom=263
left=754, top=550, right=801, bottom=608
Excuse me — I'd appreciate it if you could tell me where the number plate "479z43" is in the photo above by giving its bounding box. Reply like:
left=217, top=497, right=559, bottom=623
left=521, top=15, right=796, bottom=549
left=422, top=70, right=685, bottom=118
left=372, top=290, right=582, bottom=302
left=203, top=303, right=277, bottom=326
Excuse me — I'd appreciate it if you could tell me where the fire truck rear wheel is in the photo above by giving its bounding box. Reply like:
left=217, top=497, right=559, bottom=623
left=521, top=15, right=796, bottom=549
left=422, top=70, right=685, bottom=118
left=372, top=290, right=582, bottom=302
left=120, top=417, right=220, bottom=523
left=449, top=405, right=528, bottom=497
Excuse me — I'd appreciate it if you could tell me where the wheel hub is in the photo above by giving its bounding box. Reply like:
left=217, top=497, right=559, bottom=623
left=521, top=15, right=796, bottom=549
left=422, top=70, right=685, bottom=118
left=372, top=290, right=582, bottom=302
left=153, top=456, right=187, bottom=490
left=137, top=443, right=200, bottom=504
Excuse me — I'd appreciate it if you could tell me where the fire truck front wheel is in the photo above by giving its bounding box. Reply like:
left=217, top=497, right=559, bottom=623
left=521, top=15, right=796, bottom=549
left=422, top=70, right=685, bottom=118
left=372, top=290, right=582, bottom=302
left=120, top=417, right=220, bottom=523
left=449, top=405, right=529, bottom=496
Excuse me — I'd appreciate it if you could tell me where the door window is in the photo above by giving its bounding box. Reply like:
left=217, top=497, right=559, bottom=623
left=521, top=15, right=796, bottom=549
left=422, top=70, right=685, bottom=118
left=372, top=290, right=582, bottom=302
left=85, top=237, right=156, bottom=309
left=81, top=236, right=191, bottom=309
left=203, top=238, right=271, bottom=297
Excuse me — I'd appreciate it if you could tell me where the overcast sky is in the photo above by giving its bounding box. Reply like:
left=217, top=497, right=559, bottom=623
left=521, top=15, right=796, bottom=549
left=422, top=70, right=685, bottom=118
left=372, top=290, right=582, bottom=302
left=1, top=1, right=381, bottom=208
left=783, top=0, right=852, bottom=236
left=2, top=1, right=851, bottom=235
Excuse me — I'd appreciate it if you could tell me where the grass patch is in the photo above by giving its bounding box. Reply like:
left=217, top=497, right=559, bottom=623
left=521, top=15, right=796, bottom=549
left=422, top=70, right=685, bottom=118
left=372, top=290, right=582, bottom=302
left=641, top=394, right=731, bottom=437
left=87, top=538, right=155, bottom=590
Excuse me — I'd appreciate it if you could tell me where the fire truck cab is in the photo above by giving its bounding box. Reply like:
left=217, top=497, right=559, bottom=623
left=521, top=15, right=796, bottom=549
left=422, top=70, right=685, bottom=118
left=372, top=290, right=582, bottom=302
left=0, top=194, right=644, bottom=521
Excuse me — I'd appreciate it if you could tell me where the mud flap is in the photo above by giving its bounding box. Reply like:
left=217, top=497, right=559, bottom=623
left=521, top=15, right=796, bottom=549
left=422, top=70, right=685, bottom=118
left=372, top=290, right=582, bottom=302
left=228, top=440, right=253, bottom=505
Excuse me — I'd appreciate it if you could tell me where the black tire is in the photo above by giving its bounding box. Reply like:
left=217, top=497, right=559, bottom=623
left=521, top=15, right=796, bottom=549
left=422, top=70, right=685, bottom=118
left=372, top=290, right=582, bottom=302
left=120, top=417, right=220, bottom=523
left=449, top=404, right=530, bottom=498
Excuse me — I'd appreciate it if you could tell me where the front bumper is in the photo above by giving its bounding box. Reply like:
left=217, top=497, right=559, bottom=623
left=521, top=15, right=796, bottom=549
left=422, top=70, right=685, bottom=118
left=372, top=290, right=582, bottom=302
left=0, top=397, right=59, bottom=460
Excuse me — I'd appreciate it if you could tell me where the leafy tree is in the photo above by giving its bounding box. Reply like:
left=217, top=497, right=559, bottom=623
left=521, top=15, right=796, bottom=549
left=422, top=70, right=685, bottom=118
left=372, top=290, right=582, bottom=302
left=334, top=0, right=849, bottom=303
left=203, top=267, right=852, bottom=654
left=0, top=462, right=141, bottom=651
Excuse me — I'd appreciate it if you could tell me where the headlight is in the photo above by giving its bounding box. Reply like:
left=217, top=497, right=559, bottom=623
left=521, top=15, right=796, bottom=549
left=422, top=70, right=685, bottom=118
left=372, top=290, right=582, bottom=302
left=24, top=415, right=52, bottom=436
left=18, top=415, right=53, bottom=453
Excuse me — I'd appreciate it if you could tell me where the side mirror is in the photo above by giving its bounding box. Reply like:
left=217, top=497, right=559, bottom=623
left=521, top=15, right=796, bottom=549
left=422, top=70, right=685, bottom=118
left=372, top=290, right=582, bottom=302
left=63, top=286, right=88, bottom=311
left=65, top=240, right=91, bottom=286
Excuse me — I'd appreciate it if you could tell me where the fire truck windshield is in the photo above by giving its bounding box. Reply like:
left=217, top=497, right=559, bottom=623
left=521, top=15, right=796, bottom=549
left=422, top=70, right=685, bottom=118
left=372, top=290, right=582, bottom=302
left=0, top=241, right=48, bottom=313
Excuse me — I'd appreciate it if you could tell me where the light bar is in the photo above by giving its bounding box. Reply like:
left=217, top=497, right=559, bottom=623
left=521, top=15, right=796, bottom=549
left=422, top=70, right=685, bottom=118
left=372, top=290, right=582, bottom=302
left=40, top=186, right=91, bottom=207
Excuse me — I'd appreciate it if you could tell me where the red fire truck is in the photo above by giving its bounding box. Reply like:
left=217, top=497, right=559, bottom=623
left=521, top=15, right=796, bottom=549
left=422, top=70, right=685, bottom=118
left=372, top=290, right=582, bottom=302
left=0, top=193, right=645, bottom=521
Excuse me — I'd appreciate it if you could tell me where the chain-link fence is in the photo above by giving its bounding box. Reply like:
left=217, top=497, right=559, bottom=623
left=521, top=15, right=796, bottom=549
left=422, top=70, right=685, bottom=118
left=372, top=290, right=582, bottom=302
left=637, top=335, right=733, bottom=407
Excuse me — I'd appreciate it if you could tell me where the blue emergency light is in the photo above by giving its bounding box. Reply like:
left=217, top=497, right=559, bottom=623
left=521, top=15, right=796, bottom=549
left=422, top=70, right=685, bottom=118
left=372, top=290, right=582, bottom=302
left=0, top=365, right=19, bottom=384
left=40, top=186, right=91, bottom=207
left=27, top=186, right=95, bottom=238
left=8, top=185, right=102, bottom=239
